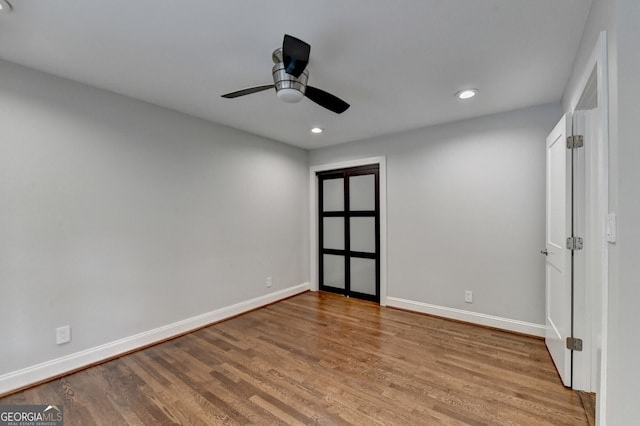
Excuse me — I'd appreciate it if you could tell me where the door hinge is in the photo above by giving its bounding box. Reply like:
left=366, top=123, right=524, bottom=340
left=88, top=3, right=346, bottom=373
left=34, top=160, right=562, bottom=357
left=567, top=135, right=584, bottom=149
left=566, top=236, right=584, bottom=250
left=566, top=337, right=583, bottom=351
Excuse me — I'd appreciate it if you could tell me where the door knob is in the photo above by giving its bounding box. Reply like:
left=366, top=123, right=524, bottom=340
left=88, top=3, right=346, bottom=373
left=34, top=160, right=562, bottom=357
left=540, top=249, right=549, bottom=256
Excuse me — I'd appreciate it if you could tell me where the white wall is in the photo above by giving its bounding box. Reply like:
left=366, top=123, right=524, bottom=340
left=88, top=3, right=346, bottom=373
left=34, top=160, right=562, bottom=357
left=563, top=0, right=640, bottom=423
left=610, top=0, right=640, bottom=423
left=0, top=60, right=309, bottom=382
left=310, top=104, right=562, bottom=329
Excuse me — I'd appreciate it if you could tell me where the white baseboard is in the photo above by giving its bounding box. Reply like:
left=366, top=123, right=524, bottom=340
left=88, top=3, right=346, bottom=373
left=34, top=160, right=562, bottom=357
left=386, top=296, right=545, bottom=337
left=0, top=283, right=309, bottom=396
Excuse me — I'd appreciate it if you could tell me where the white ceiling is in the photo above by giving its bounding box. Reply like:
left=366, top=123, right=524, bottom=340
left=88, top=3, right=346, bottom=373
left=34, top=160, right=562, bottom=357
left=0, top=0, right=592, bottom=149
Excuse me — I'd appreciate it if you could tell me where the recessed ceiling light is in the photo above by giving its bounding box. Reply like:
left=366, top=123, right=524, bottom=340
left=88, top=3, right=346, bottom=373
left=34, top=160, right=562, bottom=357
left=311, top=127, right=323, bottom=134
left=456, top=89, right=477, bottom=100
left=0, top=0, right=13, bottom=12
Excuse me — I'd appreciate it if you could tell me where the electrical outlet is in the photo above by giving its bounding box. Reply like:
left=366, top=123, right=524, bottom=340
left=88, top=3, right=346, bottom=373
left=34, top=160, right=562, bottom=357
left=464, top=291, right=473, bottom=303
left=56, top=325, right=71, bottom=345
left=266, top=276, right=272, bottom=288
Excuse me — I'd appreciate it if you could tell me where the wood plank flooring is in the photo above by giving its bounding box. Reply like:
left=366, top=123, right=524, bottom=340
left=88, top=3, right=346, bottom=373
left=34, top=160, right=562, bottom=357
left=1, top=291, right=589, bottom=425
left=577, top=391, right=596, bottom=426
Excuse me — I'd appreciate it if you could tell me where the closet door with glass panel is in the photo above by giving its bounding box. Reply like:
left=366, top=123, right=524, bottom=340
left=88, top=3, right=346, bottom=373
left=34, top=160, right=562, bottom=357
left=318, top=165, right=379, bottom=302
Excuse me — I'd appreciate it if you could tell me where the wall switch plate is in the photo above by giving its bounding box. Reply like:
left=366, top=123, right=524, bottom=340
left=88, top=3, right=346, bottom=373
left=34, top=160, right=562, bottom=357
left=464, top=291, right=473, bottom=303
left=266, top=276, right=272, bottom=288
left=56, top=325, right=71, bottom=345
left=606, top=213, right=617, bottom=243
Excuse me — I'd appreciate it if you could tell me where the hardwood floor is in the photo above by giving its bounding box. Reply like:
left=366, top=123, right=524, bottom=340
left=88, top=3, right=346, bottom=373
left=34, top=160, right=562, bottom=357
left=577, top=391, right=596, bottom=426
left=1, top=291, right=589, bottom=425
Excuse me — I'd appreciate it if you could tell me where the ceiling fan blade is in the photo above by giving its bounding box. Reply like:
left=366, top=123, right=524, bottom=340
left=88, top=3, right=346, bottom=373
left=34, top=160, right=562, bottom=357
left=305, top=86, right=350, bottom=114
left=282, top=34, right=310, bottom=78
left=221, top=85, right=275, bottom=98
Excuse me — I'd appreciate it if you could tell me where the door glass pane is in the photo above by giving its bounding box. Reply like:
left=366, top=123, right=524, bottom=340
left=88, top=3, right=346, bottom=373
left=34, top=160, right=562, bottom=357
left=323, top=218, right=344, bottom=250
left=350, top=258, right=376, bottom=295
left=350, top=217, right=376, bottom=253
left=349, top=174, right=375, bottom=211
left=323, top=178, right=344, bottom=212
left=323, top=254, right=345, bottom=289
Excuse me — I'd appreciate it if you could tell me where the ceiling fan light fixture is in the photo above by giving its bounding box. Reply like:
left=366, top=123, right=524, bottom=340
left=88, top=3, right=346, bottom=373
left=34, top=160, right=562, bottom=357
left=311, top=127, right=323, bottom=134
left=277, top=88, right=305, bottom=103
left=456, top=89, right=477, bottom=100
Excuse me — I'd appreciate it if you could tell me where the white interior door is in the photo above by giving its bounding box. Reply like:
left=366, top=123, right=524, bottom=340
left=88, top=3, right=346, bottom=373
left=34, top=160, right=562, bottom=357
left=545, top=113, right=573, bottom=387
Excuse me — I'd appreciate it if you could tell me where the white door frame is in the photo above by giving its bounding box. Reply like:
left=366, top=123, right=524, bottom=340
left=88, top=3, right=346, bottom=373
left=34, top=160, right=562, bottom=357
left=309, top=156, right=387, bottom=305
left=565, top=31, right=609, bottom=423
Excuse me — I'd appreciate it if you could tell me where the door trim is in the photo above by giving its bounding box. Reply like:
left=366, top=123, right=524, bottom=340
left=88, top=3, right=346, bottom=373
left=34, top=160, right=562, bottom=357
left=310, top=156, right=387, bottom=305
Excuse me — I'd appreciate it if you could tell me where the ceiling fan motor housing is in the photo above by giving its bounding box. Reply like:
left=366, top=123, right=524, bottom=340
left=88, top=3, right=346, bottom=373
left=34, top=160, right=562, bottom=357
left=272, top=62, right=309, bottom=103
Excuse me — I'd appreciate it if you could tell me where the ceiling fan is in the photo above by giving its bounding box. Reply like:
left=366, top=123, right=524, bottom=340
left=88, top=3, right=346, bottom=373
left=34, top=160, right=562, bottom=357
left=221, top=34, right=350, bottom=114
